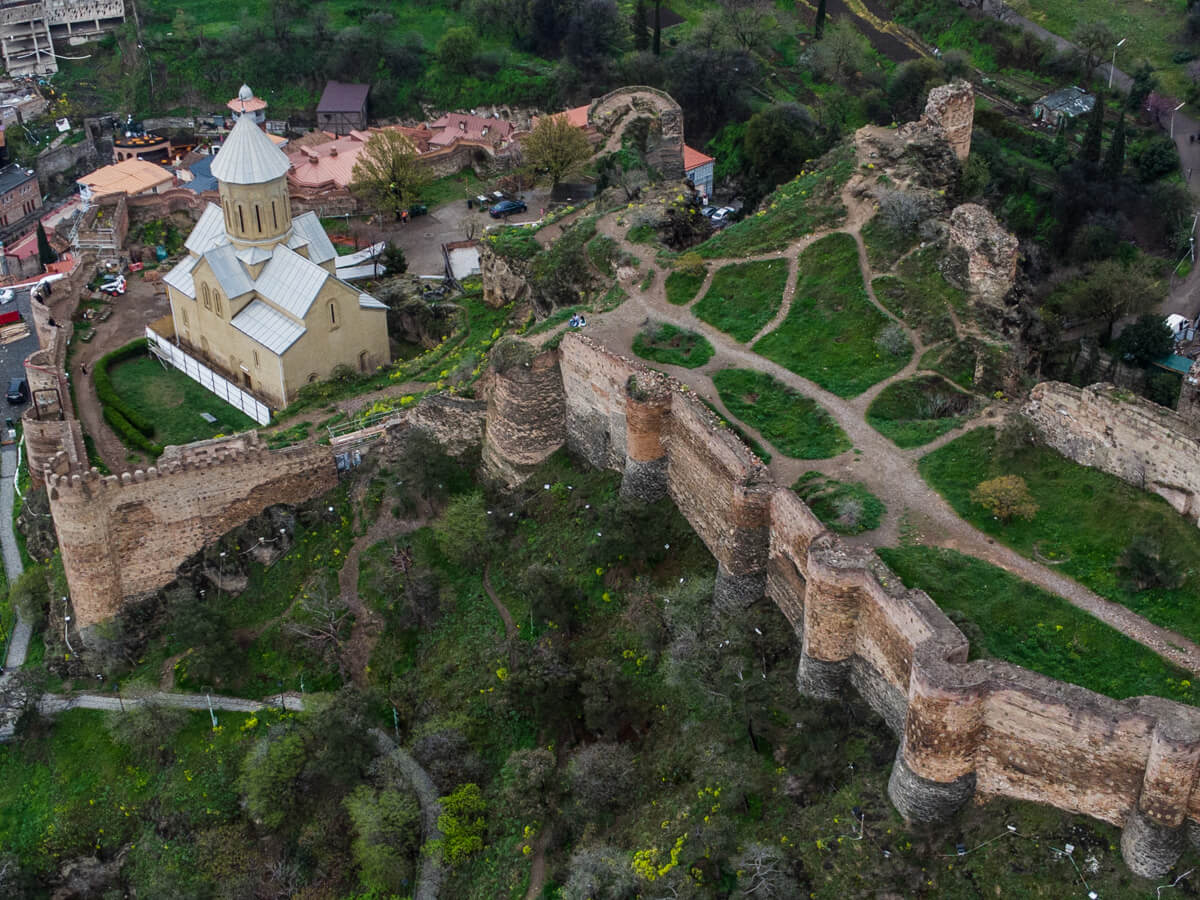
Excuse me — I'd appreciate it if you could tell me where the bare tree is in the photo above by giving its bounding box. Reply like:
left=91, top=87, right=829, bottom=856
left=735, top=843, right=798, bottom=897
left=877, top=189, right=925, bottom=232
left=1072, top=21, right=1115, bottom=82
left=718, top=0, right=775, bottom=52
left=285, top=579, right=350, bottom=662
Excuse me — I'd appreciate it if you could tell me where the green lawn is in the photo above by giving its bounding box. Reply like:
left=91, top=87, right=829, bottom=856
left=861, top=216, right=920, bottom=272
left=664, top=267, right=707, bottom=306
left=792, top=472, right=886, bottom=535
left=696, top=144, right=854, bottom=258
left=713, top=369, right=851, bottom=459
left=866, top=375, right=975, bottom=448
left=693, top=259, right=788, bottom=342
left=1007, top=0, right=1191, bottom=96
left=754, top=233, right=912, bottom=397
left=918, top=338, right=1009, bottom=395
left=421, top=168, right=485, bottom=209
left=871, top=247, right=966, bottom=344
left=920, top=428, right=1200, bottom=642
left=632, top=323, right=714, bottom=369
left=108, top=356, right=259, bottom=448
left=878, top=546, right=1198, bottom=707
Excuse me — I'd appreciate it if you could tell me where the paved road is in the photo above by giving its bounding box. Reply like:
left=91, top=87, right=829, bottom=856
left=0, top=444, right=29, bottom=685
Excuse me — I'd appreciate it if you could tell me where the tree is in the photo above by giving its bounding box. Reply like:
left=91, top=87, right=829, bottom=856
left=970, top=475, right=1038, bottom=523
left=718, top=0, right=775, bottom=52
left=434, top=783, right=487, bottom=865
left=1063, top=259, right=1163, bottom=341
left=522, top=113, right=593, bottom=188
left=35, top=222, right=55, bottom=268
left=810, top=21, right=871, bottom=84
left=743, top=103, right=824, bottom=191
left=567, top=742, right=635, bottom=813
left=652, top=0, right=661, bottom=55
left=381, top=244, right=407, bottom=276
left=1080, top=91, right=1105, bottom=165
left=562, top=846, right=638, bottom=900
left=434, top=490, right=490, bottom=567
left=436, top=26, right=477, bottom=71
left=632, top=0, right=648, bottom=51
left=814, top=0, right=826, bottom=39
left=1130, top=135, right=1178, bottom=182
left=1116, top=313, right=1174, bottom=365
left=877, top=189, right=925, bottom=232
left=350, top=129, right=431, bottom=220
left=498, top=748, right=557, bottom=820
left=1072, top=21, right=1115, bottom=82
left=1128, top=62, right=1158, bottom=112
left=346, top=784, right=421, bottom=893
left=735, top=843, right=800, bottom=898
left=565, top=0, right=624, bottom=66
left=1103, top=112, right=1126, bottom=180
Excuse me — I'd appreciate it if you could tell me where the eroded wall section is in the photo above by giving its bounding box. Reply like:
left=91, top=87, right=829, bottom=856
left=1024, top=381, right=1200, bottom=524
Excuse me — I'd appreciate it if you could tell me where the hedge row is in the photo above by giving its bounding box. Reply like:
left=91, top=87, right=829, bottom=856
left=94, top=339, right=155, bottom=437
left=103, top=405, right=164, bottom=457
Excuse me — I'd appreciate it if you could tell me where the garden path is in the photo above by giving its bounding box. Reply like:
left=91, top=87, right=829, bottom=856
left=572, top=173, right=1200, bottom=674
left=339, top=510, right=426, bottom=687
left=0, top=444, right=29, bottom=684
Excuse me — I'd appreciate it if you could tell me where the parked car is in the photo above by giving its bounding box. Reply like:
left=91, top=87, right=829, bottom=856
left=99, top=276, right=126, bottom=296
left=489, top=199, right=527, bottom=219
left=0, top=288, right=13, bottom=304
left=406, top=203, right=428, bottom=217
left=6, top=377, right=28, bottom=404
left=700, top=205, right=718, bottom=218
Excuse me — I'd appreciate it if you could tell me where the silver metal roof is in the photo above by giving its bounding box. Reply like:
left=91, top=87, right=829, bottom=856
left=162, top=255, right=199, bottom=298
left=185, top=203, right=228, bottom=255
left=358, top=291, right=387, bottom=310
left=210, top=113, right=291, bottom=185
left=1035, top=86, right=1095, bottom=117
left=291, top=211, right=337, bottom=265
left=236, top=245, right=273, bottom=266
left=254, top=244, right=329, bottom=318
left=231, top=299, right=306, bottom=355
left=204, top=243, right=254, bottom=298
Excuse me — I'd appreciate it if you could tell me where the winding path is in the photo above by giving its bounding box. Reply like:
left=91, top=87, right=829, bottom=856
left=0, top=445, right=30, bottom=686
left=559, top=158, right=1200, bottom=675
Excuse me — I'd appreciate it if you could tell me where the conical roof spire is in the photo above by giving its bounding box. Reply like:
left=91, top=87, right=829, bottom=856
left=210, top=113, right=290, bottom=186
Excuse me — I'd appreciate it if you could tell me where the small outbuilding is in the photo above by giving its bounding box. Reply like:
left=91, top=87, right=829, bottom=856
left=317, top=82, right=370, bottom=135
left=1032, top=86, right=1095, bottom=128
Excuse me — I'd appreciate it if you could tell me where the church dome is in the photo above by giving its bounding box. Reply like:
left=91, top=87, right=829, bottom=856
left=211, top=113, right=291, bottom=185
left=238, top=83, right=254, bottom=102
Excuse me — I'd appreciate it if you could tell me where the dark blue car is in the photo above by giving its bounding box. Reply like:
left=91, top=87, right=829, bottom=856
left=488, top=199, right=527, bottom=218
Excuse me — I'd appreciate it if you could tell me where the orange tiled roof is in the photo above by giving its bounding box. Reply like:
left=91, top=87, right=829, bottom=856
left=683, top=144, right=714, bottom=170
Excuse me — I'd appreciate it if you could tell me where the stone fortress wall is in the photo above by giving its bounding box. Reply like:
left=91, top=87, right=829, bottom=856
left=482, top=333, right=1200, bottom=878
left=1024, top=381, right=1200, bottom=525
left=45, top=435, right=337, bottom=628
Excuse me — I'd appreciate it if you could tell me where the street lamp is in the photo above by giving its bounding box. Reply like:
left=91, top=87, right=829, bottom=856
left=1172, top=101, right=1188, bottom=140
left=62, top=611, right=73, bottom=654
left=1109, top=37, right=1127, bottom=90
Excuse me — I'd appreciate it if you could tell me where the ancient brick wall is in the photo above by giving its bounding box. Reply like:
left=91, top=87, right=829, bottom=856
left=1024, top=381, right=1200, bottom=523
left=479, top=333, right=1200, bottom=877
left=588, top=87, right=685, bottom=181
left=47, top=434, right=336, bottom=628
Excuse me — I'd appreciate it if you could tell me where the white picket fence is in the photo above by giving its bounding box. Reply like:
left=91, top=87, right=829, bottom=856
left=145, top=327, right=272, bottom=426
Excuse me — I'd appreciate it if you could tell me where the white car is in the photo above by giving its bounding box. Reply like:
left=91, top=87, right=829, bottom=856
left=0, top=288, right=13, bottom=304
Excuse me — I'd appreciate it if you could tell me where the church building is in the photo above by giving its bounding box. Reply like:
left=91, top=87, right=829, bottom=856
left=162, top=112, right=390, bottom=409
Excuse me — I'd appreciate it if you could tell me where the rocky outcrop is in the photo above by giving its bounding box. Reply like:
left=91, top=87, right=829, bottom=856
left=945, top=202, right=1020, bottom=333
left=478, top=242, right=532, bottom=308
left=920, top=80, right=975, bottom=161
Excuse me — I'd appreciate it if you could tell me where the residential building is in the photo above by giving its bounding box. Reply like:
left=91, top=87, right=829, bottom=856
left=1032, top=86, right=1095, bottom=128
left=317, top=81, right=369, bottom=135
left=0, top=0, right=124, bottom=76
left=684, top=145, right=715, bottom=200
left=159, top=112, right=390, bottom=409
left=0, top=162, right=39, bottom=226
left=76, top=158, right=173, bottom=201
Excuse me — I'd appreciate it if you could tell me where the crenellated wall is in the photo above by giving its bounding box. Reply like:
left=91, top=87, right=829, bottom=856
left=46, top=433, right=336, bottom=628
left=1024, top=381, right=1200, bottom=524
left=480, top=333, right=1200, bottom=878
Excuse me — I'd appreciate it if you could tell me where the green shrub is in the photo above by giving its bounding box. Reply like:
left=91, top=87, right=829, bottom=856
left=103, top=405, right=164, bottom=456
left=94, top=339, right=155, bottom=436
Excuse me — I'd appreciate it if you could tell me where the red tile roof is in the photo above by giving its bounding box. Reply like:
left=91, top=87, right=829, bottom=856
left=683, top=144, right=714, bottom=171
left=427, top=113, right=514, bottom=147
left=564, top=104, right=590, bottom=128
